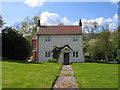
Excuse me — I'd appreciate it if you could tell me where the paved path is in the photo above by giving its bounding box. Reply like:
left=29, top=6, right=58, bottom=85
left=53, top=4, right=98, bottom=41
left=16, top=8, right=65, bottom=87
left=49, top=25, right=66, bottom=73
left=53, top=65, right=78, bottom=88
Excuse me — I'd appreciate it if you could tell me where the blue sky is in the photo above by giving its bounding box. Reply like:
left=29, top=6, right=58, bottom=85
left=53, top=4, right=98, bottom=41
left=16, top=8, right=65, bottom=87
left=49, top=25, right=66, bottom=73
left=1, top=1, right=119, bottom=30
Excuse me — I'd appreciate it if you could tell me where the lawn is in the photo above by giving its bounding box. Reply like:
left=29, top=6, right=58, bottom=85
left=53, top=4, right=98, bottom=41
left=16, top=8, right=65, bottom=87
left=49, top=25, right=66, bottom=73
left=2, top=60, right=62, bottom=88
left=71, top=63, right=118, bottom=88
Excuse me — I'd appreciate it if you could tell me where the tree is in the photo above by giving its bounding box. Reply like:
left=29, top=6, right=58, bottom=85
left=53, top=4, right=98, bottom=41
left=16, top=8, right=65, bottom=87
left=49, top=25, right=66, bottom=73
left=51, top=46, right=61, bottom=60
left=13, top=15, right=39, bottom=54
left=0, top=15, right=4, bottom=28
left=2, top=27, right=31, bottom=60
left=93, top=24, right=112, bottom=62
left=88, top=40, right=104, bottom=60
left=83, top=21, right=99, bottom=39
left=13, top=15, right=39, bottom=37
left=117, top=26, right=120, bottom=63
left=58, top=23, right=64, bottom=26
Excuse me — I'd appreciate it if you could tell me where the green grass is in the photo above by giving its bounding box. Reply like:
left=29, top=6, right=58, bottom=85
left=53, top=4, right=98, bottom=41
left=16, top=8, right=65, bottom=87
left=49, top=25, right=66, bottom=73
left=2, top=60, right=62, bottom=88
left=71, top=63, right=118, bottom=88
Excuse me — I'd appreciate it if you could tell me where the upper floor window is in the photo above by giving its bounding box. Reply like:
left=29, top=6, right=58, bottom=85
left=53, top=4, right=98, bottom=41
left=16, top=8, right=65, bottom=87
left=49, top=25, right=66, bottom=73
left=45, top=51, right=51, bottom=58
left=73, top=51, right=78, bottom=58
left=73, top=36, right=78, bottom=41
left=46, top=36, right=50, bottom=42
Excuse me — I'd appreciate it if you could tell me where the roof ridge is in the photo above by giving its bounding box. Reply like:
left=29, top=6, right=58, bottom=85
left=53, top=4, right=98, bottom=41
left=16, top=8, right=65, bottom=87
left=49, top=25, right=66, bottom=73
left=39, top=25, right=79, bottom=27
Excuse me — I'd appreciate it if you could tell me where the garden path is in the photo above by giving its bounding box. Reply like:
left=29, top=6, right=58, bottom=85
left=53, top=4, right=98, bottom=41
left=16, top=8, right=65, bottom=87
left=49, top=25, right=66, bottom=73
left=53, top=65, right=78, bottom=89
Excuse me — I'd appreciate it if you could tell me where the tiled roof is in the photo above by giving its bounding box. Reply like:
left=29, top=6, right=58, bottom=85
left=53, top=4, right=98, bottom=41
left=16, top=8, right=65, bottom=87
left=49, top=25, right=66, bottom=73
left=37, top=26, right=82, bottom=35
left=32, top=26, right=82, bottom=40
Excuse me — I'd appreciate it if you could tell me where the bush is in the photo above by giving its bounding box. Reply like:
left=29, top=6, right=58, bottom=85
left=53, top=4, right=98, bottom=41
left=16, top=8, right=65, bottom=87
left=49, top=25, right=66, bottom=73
left=96, top=60, right=106, bottom=63
left=48, top=59, right=57, bottom=63
left=85, top=59, right=96, bottom=62
left=2, top=27, right=31, bottom=60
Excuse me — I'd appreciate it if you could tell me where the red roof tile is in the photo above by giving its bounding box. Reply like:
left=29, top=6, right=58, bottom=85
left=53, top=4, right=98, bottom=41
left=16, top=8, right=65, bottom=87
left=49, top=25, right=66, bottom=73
left=37, top=26, right=82, bottom=35
left=32, top=26, right=82, bottom=40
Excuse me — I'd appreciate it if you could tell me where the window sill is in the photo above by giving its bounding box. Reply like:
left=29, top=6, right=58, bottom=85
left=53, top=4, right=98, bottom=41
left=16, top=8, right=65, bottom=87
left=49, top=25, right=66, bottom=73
left=73, top=41, right=78, bottom=43
left=45, top=57, right=52, bottom=59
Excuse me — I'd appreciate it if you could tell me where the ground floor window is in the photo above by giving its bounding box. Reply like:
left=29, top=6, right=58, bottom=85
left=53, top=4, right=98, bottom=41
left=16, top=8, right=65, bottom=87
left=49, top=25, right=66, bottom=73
left=73, top=51, right=78, bottom=58
left=45, top=51, right=51, bottom=58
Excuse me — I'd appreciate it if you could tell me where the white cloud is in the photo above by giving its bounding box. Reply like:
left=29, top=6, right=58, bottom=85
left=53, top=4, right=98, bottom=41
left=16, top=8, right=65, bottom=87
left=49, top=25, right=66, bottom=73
left=62, top=17, right=70, bottom=24
left=73, top=22, right=78, bottom=25
left=95, top=17, right=104, bottom=25
left=24, top=0, right=45, bottom=7
left=73, top=13, right=118, bottom=30
left=40, top=11, right=69, bottom=25
left=105, top=18, right=113, bottom=22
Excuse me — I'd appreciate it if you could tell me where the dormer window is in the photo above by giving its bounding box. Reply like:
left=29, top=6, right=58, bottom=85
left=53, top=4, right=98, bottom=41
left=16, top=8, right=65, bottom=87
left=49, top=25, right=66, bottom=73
left=46, top=36, right=50, bottom=42
left=73, top=36, right=78, bottom=41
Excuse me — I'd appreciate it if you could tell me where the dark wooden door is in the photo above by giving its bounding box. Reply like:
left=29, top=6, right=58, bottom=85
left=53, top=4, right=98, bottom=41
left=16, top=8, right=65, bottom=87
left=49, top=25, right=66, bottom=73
left=64, top=53, right=69, bottom=65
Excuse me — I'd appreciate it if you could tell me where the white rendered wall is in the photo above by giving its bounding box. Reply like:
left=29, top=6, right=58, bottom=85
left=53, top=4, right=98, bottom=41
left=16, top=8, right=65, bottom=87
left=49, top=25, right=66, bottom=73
left=37, top=34, right=84, bottom=62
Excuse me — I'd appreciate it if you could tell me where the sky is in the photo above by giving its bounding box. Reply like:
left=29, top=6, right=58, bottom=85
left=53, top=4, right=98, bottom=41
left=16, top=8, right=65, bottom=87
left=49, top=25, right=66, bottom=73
left=1, top=0, right=120, bottom=31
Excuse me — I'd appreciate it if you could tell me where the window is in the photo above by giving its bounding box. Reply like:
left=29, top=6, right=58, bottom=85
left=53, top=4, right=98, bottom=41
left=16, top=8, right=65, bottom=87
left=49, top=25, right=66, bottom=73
left=73, top=51, right=78, bottom=58
left=45, top=51, right=51, bottom=58
left=73, top=36, right=78, bottom=41
left=46, top=36, right=50, bottom=42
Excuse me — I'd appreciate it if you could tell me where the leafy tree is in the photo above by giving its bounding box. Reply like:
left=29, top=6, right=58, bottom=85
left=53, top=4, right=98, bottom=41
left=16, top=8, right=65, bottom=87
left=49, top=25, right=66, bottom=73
left=89, top=40, right=104, bottom=60
left=89, top=24, right=112, bottom=62
left=109, top=29, right=118, bottom=60
left=51, top=46, right=61, bottom=60
left=13, top=15, right=39, bottom=38
left=58, top=23, right=64, bottom=26
left=117, top=26, right=120, bottom=63
left=13, top=15, right=39, bottom=54
left=83, top=40, right=90, bottom=58
left=2, top=27, right=31, bottom=60
left=83, top=21, right=99, bottom=39
left=0, top=15, right=4, bottom=28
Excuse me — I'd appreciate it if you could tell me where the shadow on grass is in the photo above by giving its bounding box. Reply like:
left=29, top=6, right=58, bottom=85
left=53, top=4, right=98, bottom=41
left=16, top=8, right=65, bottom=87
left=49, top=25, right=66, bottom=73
left=84, top=61, right=118, bottom=64
left=2, top=58, right=42, bottom=64
left=96, top=61, right=118, bottom=64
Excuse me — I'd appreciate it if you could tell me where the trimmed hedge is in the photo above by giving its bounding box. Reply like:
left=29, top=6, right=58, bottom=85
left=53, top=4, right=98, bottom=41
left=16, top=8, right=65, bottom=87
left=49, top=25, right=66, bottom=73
left=48, top=59, right=57, bottom=63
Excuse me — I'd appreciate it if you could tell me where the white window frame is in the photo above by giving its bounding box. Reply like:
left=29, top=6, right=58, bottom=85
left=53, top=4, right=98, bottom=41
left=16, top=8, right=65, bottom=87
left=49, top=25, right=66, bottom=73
left=73, top=36, right=78, bottom=42
left=73, top=51, right=79, bottom=58
left=45, top=51, right=51, bottom=58
left=46, top=36, right=50, bottom=42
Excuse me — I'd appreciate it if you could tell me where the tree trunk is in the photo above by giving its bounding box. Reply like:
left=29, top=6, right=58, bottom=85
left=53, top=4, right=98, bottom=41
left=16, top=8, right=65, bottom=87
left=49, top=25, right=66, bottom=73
left=105, top=55, right=108, bottom=62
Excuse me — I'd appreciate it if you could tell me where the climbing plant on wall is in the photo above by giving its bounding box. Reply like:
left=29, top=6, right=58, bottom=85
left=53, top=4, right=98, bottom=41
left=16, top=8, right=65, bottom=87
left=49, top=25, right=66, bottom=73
left=51, top=46, right=62, bottom=60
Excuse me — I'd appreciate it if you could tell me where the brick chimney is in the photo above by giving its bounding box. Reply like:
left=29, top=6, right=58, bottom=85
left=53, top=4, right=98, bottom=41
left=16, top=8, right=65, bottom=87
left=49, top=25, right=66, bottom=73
left=37, top=19, right=40, bottom=32
left=79, top=19, right=82, bottom=26
left=38, top=19, right=40, bottom=27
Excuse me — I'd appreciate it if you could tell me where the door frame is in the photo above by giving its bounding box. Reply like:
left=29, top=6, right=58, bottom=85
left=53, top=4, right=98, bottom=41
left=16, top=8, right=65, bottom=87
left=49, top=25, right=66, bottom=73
left=63, top=53, right=69, bottom=65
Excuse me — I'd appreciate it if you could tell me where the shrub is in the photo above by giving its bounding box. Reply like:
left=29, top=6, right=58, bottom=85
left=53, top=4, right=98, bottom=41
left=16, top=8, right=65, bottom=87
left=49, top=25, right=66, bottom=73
left=48, top=59, right=57, bottom=63
left=85, top=59, right=96, bottom=62
left=96, top=60, right=106, bottom=63
left=2, top=27, right=31, bottom=60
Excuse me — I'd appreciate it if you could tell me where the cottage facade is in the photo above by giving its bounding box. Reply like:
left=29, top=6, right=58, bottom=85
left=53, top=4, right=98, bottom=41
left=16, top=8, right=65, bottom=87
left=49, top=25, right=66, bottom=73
left=32, top=19, right=84, bottom=65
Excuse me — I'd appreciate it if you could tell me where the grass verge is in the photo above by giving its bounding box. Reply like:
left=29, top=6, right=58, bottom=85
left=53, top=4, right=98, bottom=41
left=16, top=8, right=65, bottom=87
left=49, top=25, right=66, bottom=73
left=71, top=63, right=118, bottom=88
left=2, top=60, right=62, bottom=88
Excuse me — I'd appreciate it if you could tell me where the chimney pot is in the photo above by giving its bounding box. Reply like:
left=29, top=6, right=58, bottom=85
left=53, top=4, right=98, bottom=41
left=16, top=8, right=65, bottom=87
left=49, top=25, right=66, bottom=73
left=79, top=19, right=82, bottom=26
left=38, top=19, right=40, bottom=27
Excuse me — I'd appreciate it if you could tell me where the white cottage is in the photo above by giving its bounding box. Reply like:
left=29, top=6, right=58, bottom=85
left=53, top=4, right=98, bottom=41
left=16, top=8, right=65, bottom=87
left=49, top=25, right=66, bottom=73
left=32, top=19, right=84, bottom=65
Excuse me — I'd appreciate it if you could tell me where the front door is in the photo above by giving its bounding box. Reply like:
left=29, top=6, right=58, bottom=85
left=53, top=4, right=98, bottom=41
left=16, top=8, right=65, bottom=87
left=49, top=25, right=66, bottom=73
left=64, top=53, right=69, bottom=65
